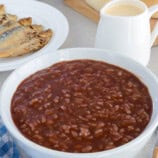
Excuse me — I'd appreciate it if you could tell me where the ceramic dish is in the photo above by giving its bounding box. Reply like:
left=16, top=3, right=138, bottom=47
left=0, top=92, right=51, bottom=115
left=0, top=48, right=158, bottom=158
left=0, top=0, right=69, bottom=71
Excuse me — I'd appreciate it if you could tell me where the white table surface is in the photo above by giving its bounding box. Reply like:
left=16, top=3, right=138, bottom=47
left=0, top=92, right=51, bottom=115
left=1, top=0, right=158, bottom=157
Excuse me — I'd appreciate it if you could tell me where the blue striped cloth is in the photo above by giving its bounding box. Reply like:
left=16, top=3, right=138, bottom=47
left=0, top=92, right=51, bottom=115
left=0, top=118, right=20, bottom=158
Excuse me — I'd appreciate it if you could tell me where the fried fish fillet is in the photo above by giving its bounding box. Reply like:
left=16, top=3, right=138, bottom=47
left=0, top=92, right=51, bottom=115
left=0, top=5, right=53, bottom=58
left=0, top=5, right=17, bottom=25
left=0, top=17, right=32, bottom=36
left=18, top=17, right=32, bottom=26
left=0, top=24, right=43, bottom=49
left=0, top=5, right=5, bottom=14
left=0, top=30, right=52, bottom=58
left=0, top=14, right=17, bottom=25
left=0, top=20, right=20, bottom=35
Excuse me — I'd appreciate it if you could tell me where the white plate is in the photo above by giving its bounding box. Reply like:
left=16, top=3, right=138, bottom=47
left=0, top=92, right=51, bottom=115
left=0, top=0, right=69, bottom=71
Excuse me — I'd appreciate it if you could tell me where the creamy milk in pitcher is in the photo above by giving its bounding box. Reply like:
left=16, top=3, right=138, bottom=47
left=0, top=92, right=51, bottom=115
left=95, top=0, right=158, bottom=66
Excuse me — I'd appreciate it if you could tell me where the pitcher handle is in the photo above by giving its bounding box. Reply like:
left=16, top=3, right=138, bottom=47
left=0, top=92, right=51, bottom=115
left=149, top=5, right=158, bottom=46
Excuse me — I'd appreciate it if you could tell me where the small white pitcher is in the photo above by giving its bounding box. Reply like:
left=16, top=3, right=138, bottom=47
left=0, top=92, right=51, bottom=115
left=95, top=0, right=158, bottom=66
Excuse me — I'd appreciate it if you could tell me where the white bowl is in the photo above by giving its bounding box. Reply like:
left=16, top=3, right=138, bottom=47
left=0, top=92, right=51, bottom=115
left=0, top=48, right=158, bottom=158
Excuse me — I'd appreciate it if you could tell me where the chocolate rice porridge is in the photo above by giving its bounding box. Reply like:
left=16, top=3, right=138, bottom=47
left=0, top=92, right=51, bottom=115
left=11, top=60, right=152, bottom=153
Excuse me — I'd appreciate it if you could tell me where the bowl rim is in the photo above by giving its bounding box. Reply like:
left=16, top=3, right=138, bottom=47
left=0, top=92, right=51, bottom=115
left=1, top=47, right=158, bottom=157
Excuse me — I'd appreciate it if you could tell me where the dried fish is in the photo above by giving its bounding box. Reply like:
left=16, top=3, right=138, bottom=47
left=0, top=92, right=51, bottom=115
left=0, top=5, right=53, bottom=57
